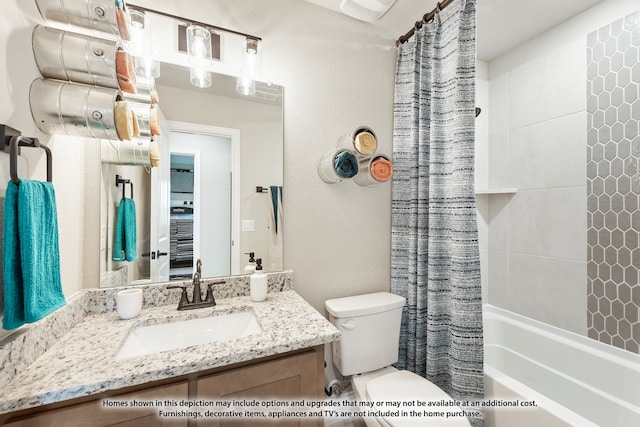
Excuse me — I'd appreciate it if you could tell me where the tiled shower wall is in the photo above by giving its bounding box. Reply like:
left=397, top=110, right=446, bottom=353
left=586, top=10, right=640, bottom=353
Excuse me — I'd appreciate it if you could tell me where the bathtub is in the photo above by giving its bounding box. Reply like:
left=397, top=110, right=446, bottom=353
left=483, top=304, right=640, bottom=427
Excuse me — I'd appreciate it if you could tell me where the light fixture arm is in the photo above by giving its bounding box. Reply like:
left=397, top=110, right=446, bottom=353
left=127, top=3, right=262, bottom=43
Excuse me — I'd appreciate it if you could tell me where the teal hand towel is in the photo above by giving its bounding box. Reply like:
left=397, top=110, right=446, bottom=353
left=3, top=180, right=66, bottom=330
left=112, top=198, right=137, bottom=262
left=269, top=186, right=282, bottom=234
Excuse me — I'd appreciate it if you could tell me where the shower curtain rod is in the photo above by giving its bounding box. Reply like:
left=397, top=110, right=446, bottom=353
left=396, top=0, right=454, bottom=46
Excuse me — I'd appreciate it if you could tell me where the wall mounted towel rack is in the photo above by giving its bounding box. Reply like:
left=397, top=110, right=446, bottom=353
left=115, top=174, right=134, bottom=199
left=1, top=124, right=52, bottom=185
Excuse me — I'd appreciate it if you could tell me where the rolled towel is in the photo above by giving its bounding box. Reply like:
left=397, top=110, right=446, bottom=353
left=116, top=50, right=136, bottom=94
left=149, top=105, right=161, bottom=135
left=115, top=0, right=124, bottom=9
left=149, top=138, right=160, bottom=167
left=353, top=130, right=377, bottom=155
left=149, top=79, right=160, bottom=103
left=131, top=109, right=140, bottom=137
left=334, top=150, right=358, bottom=179
left=116, top=7, right=131, bottom=41
left=370, top=156, right=393, bottom=182
left=115, top=101, right=134, bottom=140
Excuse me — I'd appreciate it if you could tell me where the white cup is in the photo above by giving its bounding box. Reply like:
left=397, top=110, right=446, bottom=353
left=116, top=288, right=143, bottom=319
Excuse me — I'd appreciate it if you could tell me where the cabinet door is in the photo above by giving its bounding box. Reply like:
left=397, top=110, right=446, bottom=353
left=4, top=382, right=188, bottom=427
left=196, top=348, right=323, bottom=427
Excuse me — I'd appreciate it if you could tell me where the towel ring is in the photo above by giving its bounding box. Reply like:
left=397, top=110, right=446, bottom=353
left=115, top=174, right=134, bottom=199
left=1, top=125, right=52, bottom=185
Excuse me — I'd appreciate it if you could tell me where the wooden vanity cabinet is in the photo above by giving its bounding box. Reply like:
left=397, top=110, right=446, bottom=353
left=195, top=346, right=324, bottom=426
left=2, top=382, right=188, bottom=427
left=1, top=346, right=324, bottom=427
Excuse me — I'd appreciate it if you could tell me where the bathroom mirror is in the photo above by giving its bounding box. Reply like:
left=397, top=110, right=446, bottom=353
left=100, top=63, right=284, bottom=287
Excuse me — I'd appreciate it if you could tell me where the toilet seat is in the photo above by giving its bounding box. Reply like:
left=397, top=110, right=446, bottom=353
left=364, top=370, right=472, bottom=427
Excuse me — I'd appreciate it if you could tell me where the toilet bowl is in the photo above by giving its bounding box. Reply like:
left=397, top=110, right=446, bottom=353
left=325, top=292, right=472, bottom=427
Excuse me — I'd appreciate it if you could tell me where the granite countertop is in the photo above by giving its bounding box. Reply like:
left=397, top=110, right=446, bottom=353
left=0, top=290, right=339, bottom=415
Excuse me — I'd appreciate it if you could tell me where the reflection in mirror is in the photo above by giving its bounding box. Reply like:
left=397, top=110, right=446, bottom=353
left=100, top=64, right=283, bottom=287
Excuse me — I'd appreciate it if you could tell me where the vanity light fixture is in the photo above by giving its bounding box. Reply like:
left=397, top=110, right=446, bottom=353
left=236, top=37, right=261, bottom=96
left=126, top=4, right=264, bottom=91
left=129, top=9, right=161, bottom=78
left=187, top=24, right=213, bottom=88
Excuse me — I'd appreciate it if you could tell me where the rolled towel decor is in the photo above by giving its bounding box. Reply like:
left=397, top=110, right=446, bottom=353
left=131, top=109, right=140, bottom=137
left=116, top=7, right=131, bottom=41
left=150, top=87, right=160, bottom=104
left=353, top=129, right=377, bottom=155
left=354, top=154, right=393, bottom=187
left=115, top=101, right=135, bottom=140
left=333, top=150, right=358, bottom=179
left=370, top=156, right=393, bottom=182
left=149, top=106, right=161, bottom=135
left=318, top=149, right=359, bottom=183
left=116, top=50, right=137, bottom=94
left=149, top=138, right=160, bottom=167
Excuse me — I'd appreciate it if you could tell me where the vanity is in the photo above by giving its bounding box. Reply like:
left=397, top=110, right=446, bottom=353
left=0, top=271, right=339, bottom=426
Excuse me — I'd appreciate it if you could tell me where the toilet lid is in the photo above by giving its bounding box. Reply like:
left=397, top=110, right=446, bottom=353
left=366, top=371, right=472, bottom=427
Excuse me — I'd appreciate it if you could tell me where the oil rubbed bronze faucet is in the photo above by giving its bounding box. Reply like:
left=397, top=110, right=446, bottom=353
left=168, top=260, right=224, bottom=310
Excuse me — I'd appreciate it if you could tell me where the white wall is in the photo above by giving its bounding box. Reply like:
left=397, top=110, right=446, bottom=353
left=130, top=0, right=398, bottom=312
left=0, top=0, right=397, bottom=338
left=475, top=61, right=490, bottom=303
left=483, top=0, right=640, bottom=334
left=0, top=1, right=101, bottom=339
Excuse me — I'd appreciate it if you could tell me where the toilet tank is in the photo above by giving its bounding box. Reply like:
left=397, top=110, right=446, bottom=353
left=325, top=292, right=406, bottom=376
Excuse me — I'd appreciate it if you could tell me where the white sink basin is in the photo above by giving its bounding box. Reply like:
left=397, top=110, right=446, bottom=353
left=116, top=311, right=261, bottom=360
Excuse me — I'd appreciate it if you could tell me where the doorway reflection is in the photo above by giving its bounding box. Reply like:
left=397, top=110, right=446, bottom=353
left=169, top=154, right=195, bottom=279
left=167, top=130, right=233, bottom=279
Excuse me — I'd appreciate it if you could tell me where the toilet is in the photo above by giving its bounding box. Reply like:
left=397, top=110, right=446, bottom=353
left=325, top=292, right=472, bottom=427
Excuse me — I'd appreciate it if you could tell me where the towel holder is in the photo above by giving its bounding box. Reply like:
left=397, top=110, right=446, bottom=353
left=1, top=124, right=52, bottom=185
left=115, top=174, right=134, bottom=199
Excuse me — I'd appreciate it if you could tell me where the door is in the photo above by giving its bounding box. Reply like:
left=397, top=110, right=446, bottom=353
left=168, top=130, right=232, bottom=278
left=149, top=109, right=171, bottom=282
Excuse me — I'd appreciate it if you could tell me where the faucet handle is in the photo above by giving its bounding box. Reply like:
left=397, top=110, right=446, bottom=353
left=167, top=285, right=189, bottom=310
left=196, top=259, right=202, bottom=275
left=204, top=280, right=225, bottom=305
left=204, top=283, right=216, bottom=305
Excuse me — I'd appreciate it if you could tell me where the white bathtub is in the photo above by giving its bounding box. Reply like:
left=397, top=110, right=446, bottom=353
left=483, top=305, right=640, bottom=427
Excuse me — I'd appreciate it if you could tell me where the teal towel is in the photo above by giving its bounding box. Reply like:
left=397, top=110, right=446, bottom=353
left=334, top=151, right=358, bottom=178
left=112, top=198, right=137, bottom=262
left=269, top=186, right=282, bottom=234
left=3, top=180, right=66, bottom=330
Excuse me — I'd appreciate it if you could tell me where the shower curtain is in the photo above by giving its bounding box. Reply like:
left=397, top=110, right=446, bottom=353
left=391, top=0, right=483, bottom=424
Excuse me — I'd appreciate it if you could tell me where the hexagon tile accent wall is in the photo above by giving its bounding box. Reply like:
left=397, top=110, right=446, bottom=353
left=586, top=9, right=640, bottom=354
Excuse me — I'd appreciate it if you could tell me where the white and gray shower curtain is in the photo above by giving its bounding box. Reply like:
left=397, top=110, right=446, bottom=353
left=391, top=0, right=483, bottom=424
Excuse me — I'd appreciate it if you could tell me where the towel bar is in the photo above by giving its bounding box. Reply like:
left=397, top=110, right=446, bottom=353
left=1, top=124, right=52, bottom=185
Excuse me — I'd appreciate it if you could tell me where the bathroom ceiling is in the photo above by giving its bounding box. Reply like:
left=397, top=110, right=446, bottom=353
left=304, top=0, right=604, bottom=61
